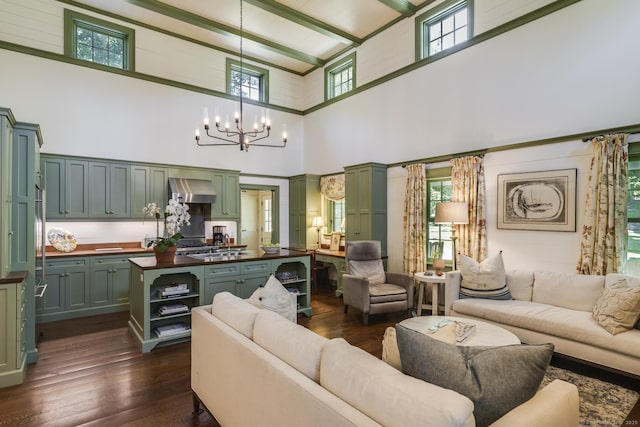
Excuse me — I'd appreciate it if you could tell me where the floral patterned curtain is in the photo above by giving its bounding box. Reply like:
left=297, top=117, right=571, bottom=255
left=451, top=156, right=487, bottom=263
left=403, top=164, right=426, bottom=275
left=577, top=134, right=628, bottom=275
left=320, top=174, right=345, bottom=201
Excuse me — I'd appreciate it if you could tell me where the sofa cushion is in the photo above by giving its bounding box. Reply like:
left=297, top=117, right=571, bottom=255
left=451, top=298, right=640, bottom=359
left=606, top=273, right=640, bottom=329
left=395, top=324, right=553, bottom=427
left=248, top=274, right=297, bottom=322
left=382, top=322, right=457, bottom=371
left=211, top=291, right=262, bottom=339
left=505, top=270, right=535, bottom=301
left=532, top=270, right=604, bottom=312
left=321, top=338, right=475, bottom=427
left=253, top=310, right=328, bottom=382
left=459, top=252, right=511, bottom=300
left=592, top=278, right=640, bottom=335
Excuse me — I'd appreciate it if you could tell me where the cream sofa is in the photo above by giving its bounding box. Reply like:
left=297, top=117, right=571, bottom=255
left=191, top=291, right=578, bottom=427
left=446, top=270, right=640, bottom=377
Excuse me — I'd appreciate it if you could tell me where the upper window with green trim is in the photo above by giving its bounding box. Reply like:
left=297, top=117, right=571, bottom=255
left=64, top=10, right=134, bottom=70
left=227, top=59, right=269, bottom=103
left=325, top=53, right=356, bottom=100
left=416, top=0, right=472, bottom=60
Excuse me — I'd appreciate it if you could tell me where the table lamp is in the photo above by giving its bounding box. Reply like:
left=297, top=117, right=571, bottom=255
left=434, top=202, right=469, bottom=271
left=311, top=216, right=324, bottom=249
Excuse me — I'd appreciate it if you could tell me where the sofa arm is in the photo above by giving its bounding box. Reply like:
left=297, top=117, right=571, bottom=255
left=385, top=272, right=415, bottom=309
left=444, top=271, right=462, bottom=316
left=342, top=274, right=371, bottom=312
left=489, top=380, right=579, bottom=427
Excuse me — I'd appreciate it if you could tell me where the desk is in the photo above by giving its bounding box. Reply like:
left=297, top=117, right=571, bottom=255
left=414, top=272, right=446, bottom=316
left=314, top=250, right=346, bottom=296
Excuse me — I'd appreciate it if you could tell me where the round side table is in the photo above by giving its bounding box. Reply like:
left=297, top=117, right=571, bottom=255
left=413, top=272, right=446, bottom=316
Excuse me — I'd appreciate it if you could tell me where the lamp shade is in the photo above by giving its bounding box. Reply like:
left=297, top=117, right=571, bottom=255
left=434, top=202, right=469, bottom=224
left=311, top=216, right=324, bottom=228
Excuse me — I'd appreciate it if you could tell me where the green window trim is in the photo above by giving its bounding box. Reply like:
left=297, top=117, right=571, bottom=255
left=226, top=58, right=270, bottom=103
left=414, top=0, right=474, bottom=61
left=426, top=166, right=453, bottom=264
left=64, top=9, right=135, bottom=71
left=324, top=52, right=356, bottom=101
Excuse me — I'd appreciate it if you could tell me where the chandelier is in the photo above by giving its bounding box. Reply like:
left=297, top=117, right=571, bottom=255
left=195, top=0, right=287, bottom=152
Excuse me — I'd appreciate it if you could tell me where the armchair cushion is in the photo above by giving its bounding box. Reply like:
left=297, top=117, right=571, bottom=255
left=348, top=259, right=386, bottom=285
left=369, top=283, right=407, bottom=303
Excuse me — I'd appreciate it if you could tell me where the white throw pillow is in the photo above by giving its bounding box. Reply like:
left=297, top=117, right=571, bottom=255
left=592, top=278, right=640, bottom=335
left=459, top=252, right=511, bottom=300
left=248, top=274, right=297, bottom=322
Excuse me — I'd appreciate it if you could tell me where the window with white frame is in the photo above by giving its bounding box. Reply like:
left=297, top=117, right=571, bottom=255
left=627, top=148, right=640, bottom=275
left=64, top=10, right=134, bottom=70
left=227, top=59, right=269, bottom=102
left=426, top=169, right=453, bottom=264
left=416, top=0, right=472, bottom=60
left=331, top=200, right=345, bottom=232
left=325, top=53, right=356, bottom=100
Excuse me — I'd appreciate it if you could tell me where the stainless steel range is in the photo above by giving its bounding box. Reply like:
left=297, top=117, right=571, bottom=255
left=175, top=240, right=219, bottom=256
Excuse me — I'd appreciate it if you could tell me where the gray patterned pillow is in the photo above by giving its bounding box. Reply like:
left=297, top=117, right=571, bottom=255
left=395, top=324, right=553, bottom=427
left=592, top=278, right=640, bottom=335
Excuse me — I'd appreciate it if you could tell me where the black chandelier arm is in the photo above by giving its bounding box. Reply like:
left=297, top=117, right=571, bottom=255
left=196, top=129, right=240, bottom=146
left=247, top=140, right=287, bottom=148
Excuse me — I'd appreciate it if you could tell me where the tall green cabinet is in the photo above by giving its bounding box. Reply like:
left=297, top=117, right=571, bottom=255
left=0, top=108, right=15, bottom=279
left=288, top=174, right=321, bottom=249
left=344, top=163, right=388, bottom=255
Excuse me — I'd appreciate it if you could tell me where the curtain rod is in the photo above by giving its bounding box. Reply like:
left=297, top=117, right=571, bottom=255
left=393, top=123, right=640, bottom=169
left=581, top=131, right=639, bottom=142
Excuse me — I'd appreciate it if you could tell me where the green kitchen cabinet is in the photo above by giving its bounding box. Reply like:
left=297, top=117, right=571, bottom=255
left=344, top=163, right=387, bottom=255
left=89, top=161, right=131, bottom=218
left=212, top=170, right=240, bottom=220
left=0, top=276, right=26, bottom=388
left=37, top=258, right=90, bottom=322
left=90, top=255, right=131, bottom=307
left=131, top=165, right=169, bottom=218
left=236, top=260, right=272, bottom=299
left=0, top=109, right=15, bottom=279
left=42, top=157, right=89, bottom=219
left=203, top=263, right=241, bottom=305
left=288, top=174, right=321, bottom=250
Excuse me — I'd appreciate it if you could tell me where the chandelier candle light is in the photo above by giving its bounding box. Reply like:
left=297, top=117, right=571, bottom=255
left=195, top=0, right=287, bottom=151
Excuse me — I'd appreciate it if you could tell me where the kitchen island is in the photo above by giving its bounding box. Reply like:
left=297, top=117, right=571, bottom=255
left=128, top=249, right=311, bottom=352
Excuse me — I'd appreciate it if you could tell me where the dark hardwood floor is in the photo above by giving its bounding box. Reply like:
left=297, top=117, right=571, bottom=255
left=0, top=282, right=637, bottom=426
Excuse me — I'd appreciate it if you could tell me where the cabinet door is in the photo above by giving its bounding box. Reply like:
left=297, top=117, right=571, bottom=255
left=0, top=283, right=18, bottom=372
left=131, top=166, right=149, bottom=219
left=212, top=172, right=240, bottom=219
left=112, top=262, right=130, bottom=304
left=204, top=278, right=237, bottom=306
left=43, top=158, right=64, bottom=219
left=109, top=163, right=130, bottom=217
left=38, top=266, right=65, bottom=315
left=65, top=160, right=89, bottom=218
left=91, top=266, right=111, bottom=306
left=0, top=119, right=12, bottom=277
left=89, top=162, right=110, bottom=218
left=66, top=265, right=90, bottom=311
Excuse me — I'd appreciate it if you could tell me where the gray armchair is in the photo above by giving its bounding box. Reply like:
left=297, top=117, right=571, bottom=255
left=342, top=240, right=414, bottom=325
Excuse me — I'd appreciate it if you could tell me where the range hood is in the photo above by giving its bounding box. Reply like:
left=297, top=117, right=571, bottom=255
left=168, top=177, right=216, bottom=204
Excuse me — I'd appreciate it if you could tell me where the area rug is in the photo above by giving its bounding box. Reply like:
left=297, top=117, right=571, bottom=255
left=541, top=365, right=639, bottom=426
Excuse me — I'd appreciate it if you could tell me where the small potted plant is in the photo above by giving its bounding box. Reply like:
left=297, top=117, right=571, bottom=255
left=143, top=199, right=191, bottom=263
left=430, top=241, right=445, bottom=276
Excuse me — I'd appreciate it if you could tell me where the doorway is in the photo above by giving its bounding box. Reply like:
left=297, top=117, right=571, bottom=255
left=240, top=185, right=279, bottom=251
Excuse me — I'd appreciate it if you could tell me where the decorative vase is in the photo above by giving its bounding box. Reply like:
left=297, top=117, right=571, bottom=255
left=154, top=246, right=177, bottom=264
left=432, top=258, right=446, bottom=276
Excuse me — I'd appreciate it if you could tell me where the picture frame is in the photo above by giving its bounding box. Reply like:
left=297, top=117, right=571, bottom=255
left=497, top=168, right=576, bottom=232
left=330, top=232, right=342, bottom=251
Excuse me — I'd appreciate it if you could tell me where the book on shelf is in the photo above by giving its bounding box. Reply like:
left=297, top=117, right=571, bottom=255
left=157, top=303, right=189, bottom=316
left=158, top=283, right=190, bottom=298
left=154, top=323, right=190, bottom=338
left=427, top=319, right=476, bottom=343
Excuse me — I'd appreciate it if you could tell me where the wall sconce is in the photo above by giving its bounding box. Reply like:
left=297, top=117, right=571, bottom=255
left=311, top=216, right=324, bottom=249
left=434, top=202, right=469, bottom=271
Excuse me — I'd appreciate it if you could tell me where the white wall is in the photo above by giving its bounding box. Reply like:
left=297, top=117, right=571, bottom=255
left=305, top=0, right=640, bottom=273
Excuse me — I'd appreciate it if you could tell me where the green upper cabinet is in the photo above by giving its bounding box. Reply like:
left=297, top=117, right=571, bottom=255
left=89, top=161, right=131, bottom=218
left=344, top=163, right=387, bottom=255
left=131, top=166, right=169, bottom=218
left=288, top=174, right=320, bottom=250
left=0, top=109, right=15, bottom=278
left=43, top=157, right=89, bottom=219
left=212, top=171, right=240, bottom=220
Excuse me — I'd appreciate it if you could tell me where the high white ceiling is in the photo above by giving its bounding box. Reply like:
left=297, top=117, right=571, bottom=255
left=73, top=0, right=424, bottom=74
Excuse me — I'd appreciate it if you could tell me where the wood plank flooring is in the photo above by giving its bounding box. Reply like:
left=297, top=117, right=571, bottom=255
left=0, top=283, right=637, bottom=426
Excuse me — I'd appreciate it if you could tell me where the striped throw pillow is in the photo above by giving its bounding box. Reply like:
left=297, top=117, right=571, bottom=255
left=459, top=252, right=512, bottom=300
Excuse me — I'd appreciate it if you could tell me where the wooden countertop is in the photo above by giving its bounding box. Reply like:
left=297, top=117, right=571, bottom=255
left=45, top=242, right=248, bottom=258
left=0, top=270, right=28, bottom=284
left=129, top=248, right=310, bottom=270
left=314, top=249, right=346, bottom=258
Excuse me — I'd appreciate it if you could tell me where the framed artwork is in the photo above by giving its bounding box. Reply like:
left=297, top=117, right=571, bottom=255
left=330, top=232, right=342, bottom=251
left=497, top=168, right=576, bottom=231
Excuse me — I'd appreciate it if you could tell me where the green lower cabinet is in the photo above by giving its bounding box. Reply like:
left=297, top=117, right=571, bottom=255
left=0, top=278, right=26, bottom=388
left=38, top=258, right=89, bottom=321
left=90, top=256, right=131, bottom=307
left=203, top=263, right=240, bottom=305
left=237, top=260, right=272, bottom=299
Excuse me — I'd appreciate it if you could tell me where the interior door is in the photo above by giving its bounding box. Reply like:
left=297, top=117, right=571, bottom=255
left=241, top=190, right=259, bottom=251
left=259, top=190, right=273, bottom=245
